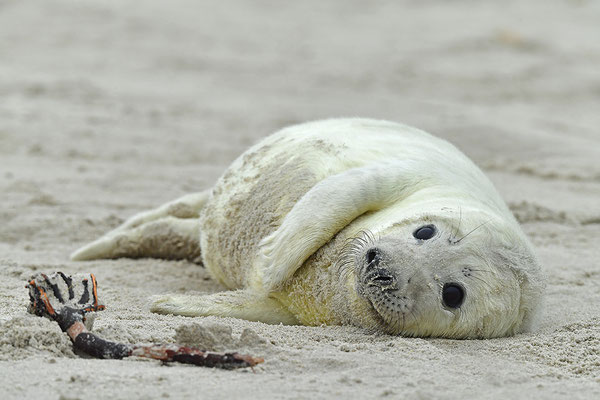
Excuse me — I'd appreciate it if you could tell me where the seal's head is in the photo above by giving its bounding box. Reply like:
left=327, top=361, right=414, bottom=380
left=343, top=212, right=544, bottom=339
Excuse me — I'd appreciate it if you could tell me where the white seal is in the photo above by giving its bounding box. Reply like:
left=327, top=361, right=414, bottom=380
left=72, top=118, right=545, bottom=338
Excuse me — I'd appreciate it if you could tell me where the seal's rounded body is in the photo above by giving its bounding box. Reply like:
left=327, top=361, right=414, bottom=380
left=72, top=119, right=545, bottom=338
left=202, top=119, right=478, bottom=288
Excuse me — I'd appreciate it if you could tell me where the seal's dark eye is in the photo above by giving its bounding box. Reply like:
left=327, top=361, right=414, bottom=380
left=413, top=225, right=436, bottom=240
left=366, top=248, right=378, bottom=265
left=442, top=283, right=464, bottom=309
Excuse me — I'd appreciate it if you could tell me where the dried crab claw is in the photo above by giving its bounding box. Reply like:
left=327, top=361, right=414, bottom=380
left=26, top=272, right=105, bottom=331
left=26, top=272, right=263, bottom=369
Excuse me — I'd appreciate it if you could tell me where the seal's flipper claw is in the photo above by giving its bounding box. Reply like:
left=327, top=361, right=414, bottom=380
left=151, top=290, right=299, bottom=325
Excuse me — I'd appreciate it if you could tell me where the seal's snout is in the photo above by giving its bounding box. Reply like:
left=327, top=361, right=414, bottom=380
left=363, top=247, right=398, bottom=291
left=357, top=240, right=433, bottom=334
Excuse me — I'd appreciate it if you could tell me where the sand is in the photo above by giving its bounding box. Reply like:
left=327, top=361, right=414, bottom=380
left=1, top=0, right=599, bottom=398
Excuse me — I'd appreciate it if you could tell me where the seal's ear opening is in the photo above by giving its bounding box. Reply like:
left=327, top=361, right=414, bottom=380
left=495, top=247, right=546, bottom=334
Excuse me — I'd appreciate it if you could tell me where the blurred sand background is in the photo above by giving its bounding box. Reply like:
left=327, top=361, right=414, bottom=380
left=1, top=0, right=599, bottom=398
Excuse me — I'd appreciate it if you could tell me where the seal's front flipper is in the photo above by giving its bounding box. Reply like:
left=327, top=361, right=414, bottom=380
left=150, top=290, right=299, bottom=325
left=251, top=161, right=433, bottom=291
left=71, top=191, right=210, bottom=263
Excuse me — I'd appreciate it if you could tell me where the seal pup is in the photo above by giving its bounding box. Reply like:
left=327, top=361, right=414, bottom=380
left=71, top=118, right=545, bottom=338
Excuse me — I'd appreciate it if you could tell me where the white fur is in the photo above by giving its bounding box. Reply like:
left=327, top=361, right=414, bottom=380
left=73, top=118, right=545, bottom=338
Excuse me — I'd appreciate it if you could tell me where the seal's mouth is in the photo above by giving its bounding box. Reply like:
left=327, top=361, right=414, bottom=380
left=363, top=267, right=398, bottom=291
left=357, top=254, right=428, bottom=335
left=359, top=269, right=416, bottom=335
left=363, top=290, right=422, bottom=336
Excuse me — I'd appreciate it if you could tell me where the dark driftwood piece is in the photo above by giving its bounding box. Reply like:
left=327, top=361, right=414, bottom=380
left=26, top=272, right=263, bottom=369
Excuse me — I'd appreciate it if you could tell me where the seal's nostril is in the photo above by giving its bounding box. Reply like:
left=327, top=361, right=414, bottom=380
left=365, top=248, right=379, bottom=266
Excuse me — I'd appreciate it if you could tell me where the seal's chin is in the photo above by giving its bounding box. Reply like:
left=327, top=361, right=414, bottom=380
left=362, top=296, right=392, bottom=333
left=362, top=290, right=419, bottom=336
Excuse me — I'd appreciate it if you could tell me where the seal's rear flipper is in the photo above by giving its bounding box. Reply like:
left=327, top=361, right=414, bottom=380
left=71, top=191, right=210, bottom=263
left=150, top=290, right=299, bottom=325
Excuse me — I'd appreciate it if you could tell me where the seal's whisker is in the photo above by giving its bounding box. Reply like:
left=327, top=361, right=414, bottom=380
left=334, top=230, right=379, bottom=281
left=335, top=260, right=354, bottom=283
left=402, top=312, right=407, bottom=333
left=454, top=218, right=493, bottom=243
left=362, top=229, right=377, bottom=246
left=469, top=274, right=492, bottom=285
left=375, top=315, right=388, bottom=334
left=407, top=269, right=420, bottom=284
left=409, top=309, right=420, bottom=334
left=467, top=275, right=495, bottom=292
left=449, top=206, right=463, bottom=243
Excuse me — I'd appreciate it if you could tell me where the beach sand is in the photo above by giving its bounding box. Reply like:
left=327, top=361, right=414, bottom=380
left=1, top=0, right=599, bottom=398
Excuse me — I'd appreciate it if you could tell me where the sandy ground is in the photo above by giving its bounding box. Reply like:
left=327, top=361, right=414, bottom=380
left=1, top=0, right=600, bottom=398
